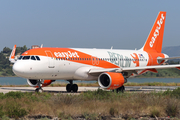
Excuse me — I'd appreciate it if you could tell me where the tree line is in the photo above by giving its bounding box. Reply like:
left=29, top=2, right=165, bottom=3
left=0, top=45, right=27, bottom=76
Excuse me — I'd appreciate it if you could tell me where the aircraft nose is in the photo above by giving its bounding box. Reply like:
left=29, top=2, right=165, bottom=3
left=13, top=62, right=25, bottom=77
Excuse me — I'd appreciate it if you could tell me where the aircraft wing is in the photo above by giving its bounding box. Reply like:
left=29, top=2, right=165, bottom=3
left=89, top=64, right=180, bottom=74
left=122, top=64, right=180, bottom=71
left=89, top=68, right=122, bottom=74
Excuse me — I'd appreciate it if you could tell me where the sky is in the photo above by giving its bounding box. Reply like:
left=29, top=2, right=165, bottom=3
left=0, top=0, right=180, bottom=51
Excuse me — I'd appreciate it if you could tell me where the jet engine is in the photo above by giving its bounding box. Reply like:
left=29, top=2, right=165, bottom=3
left=27, top=79, right=55, bottom=87
left=98, top=72, right=126, bottom=90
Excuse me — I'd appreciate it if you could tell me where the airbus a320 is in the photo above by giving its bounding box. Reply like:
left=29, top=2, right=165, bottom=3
left=9, top=11, right=180, bottom=92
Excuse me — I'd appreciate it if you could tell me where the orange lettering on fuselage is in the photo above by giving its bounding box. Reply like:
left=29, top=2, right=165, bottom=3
left=130, top=53, right=139, bottom=67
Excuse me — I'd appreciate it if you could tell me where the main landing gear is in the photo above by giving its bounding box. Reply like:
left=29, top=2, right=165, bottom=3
left=66, top=80, right=78, bottom=92
left=35, top=79, right=43, bottom=93
left=113, top=85, right=125, bottom=93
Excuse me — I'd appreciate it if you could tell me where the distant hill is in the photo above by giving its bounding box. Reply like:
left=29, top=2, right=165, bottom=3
left=162, top=46, right=180, bottom=57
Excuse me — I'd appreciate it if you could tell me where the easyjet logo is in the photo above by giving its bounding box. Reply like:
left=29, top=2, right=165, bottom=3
left=149, top=14, right=165, bottom=48
left=54, top=51, right=79, bottom=58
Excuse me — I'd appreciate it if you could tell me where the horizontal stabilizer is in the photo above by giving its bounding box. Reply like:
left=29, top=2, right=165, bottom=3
left=157, top=56, right=180, bottom=60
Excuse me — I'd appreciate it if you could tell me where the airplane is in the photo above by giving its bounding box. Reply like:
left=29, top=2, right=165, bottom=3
left=9, top=11, right=180, bottom=93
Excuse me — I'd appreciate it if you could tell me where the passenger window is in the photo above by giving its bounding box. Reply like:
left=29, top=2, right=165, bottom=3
left=22, top=56, right=30, bottom=60
left=31, top=56, right=36, bottom=60
left=35, top=56, right=40, bottom=60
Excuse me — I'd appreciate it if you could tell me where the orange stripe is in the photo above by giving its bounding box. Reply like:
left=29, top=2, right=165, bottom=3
left=22, top=48, right=119, bottom=68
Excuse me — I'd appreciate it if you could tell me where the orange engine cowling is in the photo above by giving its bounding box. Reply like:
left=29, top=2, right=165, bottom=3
left=98, top=72, right=126, bottom=90
left=27, top=79, right=55, bottom=87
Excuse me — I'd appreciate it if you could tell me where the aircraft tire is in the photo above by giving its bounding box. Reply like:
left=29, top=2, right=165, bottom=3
left=66, top=84, right=72, bottom=92
left=72, top=84, right=78, bottom=92
left=116, top=86, right=125, bottom=93
left=35, top=88, right=43, bottom=93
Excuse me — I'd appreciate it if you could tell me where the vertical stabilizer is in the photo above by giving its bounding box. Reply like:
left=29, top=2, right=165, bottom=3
left=141, top=11, right=166, bottom=53
left=9, top=45, right=16, bottom=63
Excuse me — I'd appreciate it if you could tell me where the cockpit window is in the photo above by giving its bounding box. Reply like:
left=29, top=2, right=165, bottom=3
left=22, top=56, right=30, bottom=60
left=35, top=56, right=40, bottom=60
left=18, top=55, right=40, bottom=61
left=18, top=56, right=23, bottom=60
left=31, top=56, right=36, bottom=60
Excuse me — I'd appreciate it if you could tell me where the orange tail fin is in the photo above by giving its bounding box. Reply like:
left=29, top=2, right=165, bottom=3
left=141, top=11, right=166, bottom=53
left=9, top=45, right=16, bottom=63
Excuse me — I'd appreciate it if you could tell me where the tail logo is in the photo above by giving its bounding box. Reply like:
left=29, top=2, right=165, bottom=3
left=149, top=14, right=165, bottom=48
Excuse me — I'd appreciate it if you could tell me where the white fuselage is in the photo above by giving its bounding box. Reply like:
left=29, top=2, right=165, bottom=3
left=13, top=48, right=150, bottom=81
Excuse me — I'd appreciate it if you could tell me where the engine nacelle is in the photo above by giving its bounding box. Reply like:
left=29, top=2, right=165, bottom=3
left=27, top=79, right=55, bottom=87
left=98, top=72, right=126, bottom=90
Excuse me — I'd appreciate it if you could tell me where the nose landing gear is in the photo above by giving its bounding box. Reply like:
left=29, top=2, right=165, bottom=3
left=35, top=79, right=43, bottom=93
left=66, top=80, right=78, bottom=92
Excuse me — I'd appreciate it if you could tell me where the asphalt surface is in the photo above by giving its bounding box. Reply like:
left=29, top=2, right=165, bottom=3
left=0, top=86, right=179, bottom=94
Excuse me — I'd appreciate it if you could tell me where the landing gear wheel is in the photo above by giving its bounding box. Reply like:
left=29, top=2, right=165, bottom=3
left=119, top=86, right=125, bottom=93
left=35, top=88, right=43, bottom=93
left=66, top=81, right=79, bottom=93
left=35, top=79, right=43, bottom=93
left=72, top=84, right=78, bottom=92
left=116, top=86, right=125, bottom=93
left=66, top=84, right=72, bottom=92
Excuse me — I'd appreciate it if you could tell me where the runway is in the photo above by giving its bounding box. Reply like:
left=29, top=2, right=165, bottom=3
left=0, top=86, right=179, bottom=94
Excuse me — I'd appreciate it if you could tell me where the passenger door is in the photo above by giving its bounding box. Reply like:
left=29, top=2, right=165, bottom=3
left=45, top=51, right=55, bottom=68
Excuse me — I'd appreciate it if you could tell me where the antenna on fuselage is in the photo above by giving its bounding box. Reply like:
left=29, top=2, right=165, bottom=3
left=111, top=46, right=113, bottom=50
left=41, top=44, right=43, bottom=48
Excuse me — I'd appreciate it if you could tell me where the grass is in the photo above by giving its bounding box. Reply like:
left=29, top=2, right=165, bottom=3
left=1, top=89, right=180, bottom=119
